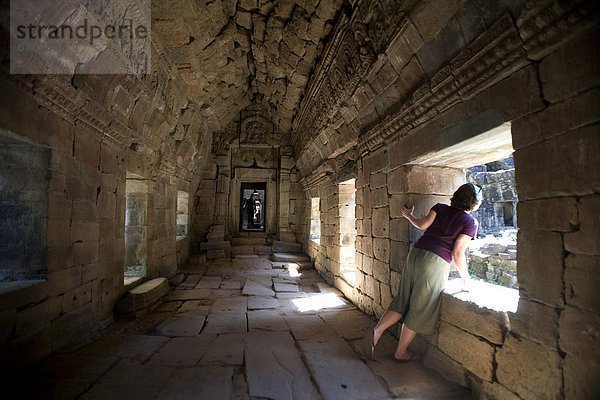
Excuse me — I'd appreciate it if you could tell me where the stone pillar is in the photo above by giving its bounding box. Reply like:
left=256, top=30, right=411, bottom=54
left=278, top=154, right=296, bottom=242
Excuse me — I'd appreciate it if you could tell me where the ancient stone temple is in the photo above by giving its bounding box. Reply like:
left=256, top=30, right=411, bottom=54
left=0, top=1, right=598, bottom=399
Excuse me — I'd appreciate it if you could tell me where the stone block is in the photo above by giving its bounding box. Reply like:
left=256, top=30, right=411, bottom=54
left=370, top=187, right=388, bottom=208
left=517, top=197, right=579, bottom=231
left=16, top=295, right=62, bottom=337
left=372, top=236, right=390, bottom=264
left=539, top=25, right=600, bottom=103
left=517, top=230, right=564, bottom=306
left=514, top=125, right=599, bottom=200
left=407, top=165, right=465, bottom=195
left=369, top=171, right=387, bottom=189
left=479, top=382, right=521, bottom=400
left=47, top=266, right=83, bottom=298
left=371, top=207, right=389, bottom=238
left=389, top=218, right=409, bottom=241
left=372, top=258, right=389, bottom=284
left=559, top=305, right=600, bottom=361
left=389, top=240, right=409, bottom=273
left=437, top=322, right=495, bottom=381
left=496, top=334, right=561, bottom=400
left=508, top=298, right=558, bottom=347
left=539, top=87, right=600, bottom=140
left=363, top=147, right=388, bottom=176
left=423, top=345, right=468, bottom=387
left=511, top=113, right=544, bottom=150
left=410, top=0, right=462, bottom=43
left=115, top=278, right=169, bottom=314
left=565, top=254, right=600, bottom=312
left=564, top=195, right=600, bottom=255
left=440, top=295, right=505, bottom=345
left=387, top=20, right=424, bottom=73
left=564, top=354, right=600, bottom=400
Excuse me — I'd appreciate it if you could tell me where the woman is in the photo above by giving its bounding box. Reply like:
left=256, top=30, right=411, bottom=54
left=363, top=182, right=482, bottom=362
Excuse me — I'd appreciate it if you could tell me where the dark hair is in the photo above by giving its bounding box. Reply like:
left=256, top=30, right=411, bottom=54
left=450, top=183, right=483, bottom=211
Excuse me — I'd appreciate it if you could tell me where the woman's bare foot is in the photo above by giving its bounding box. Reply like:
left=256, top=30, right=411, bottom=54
left=393, top=349, right=418, bottom=362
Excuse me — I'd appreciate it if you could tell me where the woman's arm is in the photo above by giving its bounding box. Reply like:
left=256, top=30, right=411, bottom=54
left=452, top=233, right=472, bottom=289
left=401, top=206, right=436, bottom=230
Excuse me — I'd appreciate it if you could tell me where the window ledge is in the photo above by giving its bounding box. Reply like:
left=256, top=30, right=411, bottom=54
left=444, top=278, right=518, bottom=313
left=0, top=280, right=48, bottom=311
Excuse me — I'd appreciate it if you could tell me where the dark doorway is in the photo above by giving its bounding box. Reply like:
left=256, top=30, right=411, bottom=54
left=240, top=182, right=266, bottom=232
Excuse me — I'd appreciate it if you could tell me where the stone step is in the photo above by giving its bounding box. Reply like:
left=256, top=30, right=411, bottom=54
left=115, top=277, right=169, bottom=314
left=272, top=261, right=314, bottom=270
left=230, top=237, right=267, bottom=246
left=272, top=252, right=310, bottom=263
left=272, top=240, right=302, bottom=253
left=231, top=245, right=256, bottom=254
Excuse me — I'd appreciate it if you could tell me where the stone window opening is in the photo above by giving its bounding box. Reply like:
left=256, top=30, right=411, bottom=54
left=310, top=197, right=321, bottom=243
left=124, top=175, right=148, bottom=284
left=409, top=122, right=519, bottom=312
left=338, top=179, right=357, bottom=285
left=176, top=190, right=189, bottom=240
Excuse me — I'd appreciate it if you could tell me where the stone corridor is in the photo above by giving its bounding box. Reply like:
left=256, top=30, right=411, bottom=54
left=18, top=251, right=470, bottom=400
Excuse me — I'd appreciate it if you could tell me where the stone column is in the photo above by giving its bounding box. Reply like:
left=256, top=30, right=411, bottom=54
left=278, top=154, right=296, bottom=242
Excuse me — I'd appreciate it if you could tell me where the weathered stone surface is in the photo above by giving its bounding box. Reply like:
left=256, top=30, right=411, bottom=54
left=148, top=336, right=216, bottom=366
left=496, top=335, right=561, bottom=400
left=156, top=366, right=234, bottom=400
left=245, top=331, right=320, bottom=400
left=559, top=306, right=600, bottom=361
left=517, top=197, right=579, bottom=231
left=199, top=333, right=245, bottom=366
left=509, top=298, right=558, bottom=348
left=423, top=345, right=468, bottom=387
left=164, top=289, right=212, bottom=302
left=517, top=230, right=564, bottom=306
left=247, top=296, right=278, bottom=310
left=564, top=354, right=600, bottom=400
left=78, top=359, right=173, bottom=399
left=437, top=322, right=494, bottom=382
left=273, top=282, right=299, bottom=292
left=78, top=335, right=168, bottom=362
left=248, top=310, right=288, bottom=331
left=115, top=278, right=169, bottom=314
left=564, top=195, right=600, bottom=255
left=298, top=333, right=389, bottom=400
left=203, top=312, right=247, bottom=335
left=440, top=295, right=505, bottom=345
left=564, top=254, right=600, bottom=312
left=242, top=280, right=275, bottom=297
left=155, top=314, right=206, bottom=337
left=210, top=297, right=247, bottom=313
left=319, top=309, right=374, bottom=341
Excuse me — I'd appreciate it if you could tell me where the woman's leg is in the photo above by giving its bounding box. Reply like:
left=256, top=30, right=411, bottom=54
left=394, top=323, right=417, bottom=360
left=373, top=309, right=403, bottom=345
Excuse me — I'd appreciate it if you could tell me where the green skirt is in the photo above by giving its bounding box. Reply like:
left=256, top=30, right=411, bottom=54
left=388, top=246, right=450, bottom=335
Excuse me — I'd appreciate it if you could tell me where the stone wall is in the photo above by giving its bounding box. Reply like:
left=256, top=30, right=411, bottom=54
left=299, top=1, right=599, bottom=398
left=0, top=28, right=210, bottom=365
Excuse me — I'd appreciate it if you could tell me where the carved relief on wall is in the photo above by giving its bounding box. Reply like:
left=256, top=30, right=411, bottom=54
left=240, top=115, right=273, bottom=145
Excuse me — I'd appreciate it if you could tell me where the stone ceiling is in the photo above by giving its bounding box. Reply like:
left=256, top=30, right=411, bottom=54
left=152, top=0, right=345, bottom=133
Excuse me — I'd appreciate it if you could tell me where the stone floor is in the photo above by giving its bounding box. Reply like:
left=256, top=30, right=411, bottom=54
left=19, top=253, right=472, bottom=400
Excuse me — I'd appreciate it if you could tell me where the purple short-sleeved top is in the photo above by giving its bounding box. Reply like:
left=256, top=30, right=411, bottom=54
left=414, top=203, right=478, bottom=264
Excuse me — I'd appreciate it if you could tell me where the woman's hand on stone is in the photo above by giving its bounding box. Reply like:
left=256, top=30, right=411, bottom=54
left=401, top=205, right=414, bottom=219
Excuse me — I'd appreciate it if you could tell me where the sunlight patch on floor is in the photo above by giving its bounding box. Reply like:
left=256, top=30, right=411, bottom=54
left=292, top=293, right=346, bottom=313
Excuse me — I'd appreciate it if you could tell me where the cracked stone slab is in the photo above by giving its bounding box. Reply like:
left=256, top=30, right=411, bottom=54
left=195, top=276, right=222, bottom=289
left=178, top=300, right=211, bottom=313
left=365, top=334, right=469, bottom=398
left=77, top=334, right=168, bottom=362
left=164, top=289, right=212, bottom=302
left=77, top=359, right=173, bottom=399
left=319, top=309, right=374, bottom=340
left=147, top=335, right=216, bottom=367
left=199, top=333, right=245, bottom=366
left=156, top=366, right=234, bottom=400
left=276, top=292, right=308, bottom=299
left=179, top=274, right=202, bottom=289
left=274, top=282, right=299, bottom=292
left=248, top=310, right=288, bottom=331
left=203, top=312, right=247, bottom=334
left=210, top=297, right=247, bottom=313
left=285, top=314, right=334, bottom=340
left=298, top=333, right=390, bottom=400
left=242, top=280, right=275, bottom=297
left=220, top=279, right=244, bottom=290
left=155, top=315, right=206, bottom=337
left=245, top=331, right=321, bottom=400
left=247, top=296, right=278, bottom=310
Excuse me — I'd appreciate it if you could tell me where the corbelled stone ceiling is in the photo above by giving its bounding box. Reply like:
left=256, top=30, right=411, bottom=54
left=153, top=0, right=345, bottom=133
